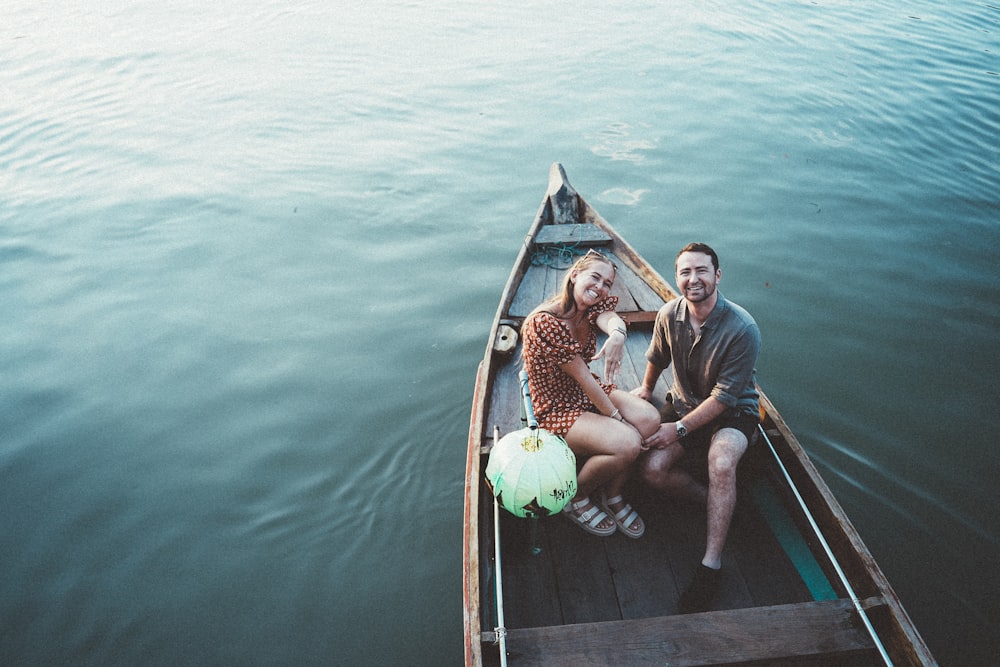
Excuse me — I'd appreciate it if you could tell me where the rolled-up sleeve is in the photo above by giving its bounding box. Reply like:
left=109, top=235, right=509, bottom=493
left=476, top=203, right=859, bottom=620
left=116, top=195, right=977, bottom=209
left=645, top=305, right=673, bottom=370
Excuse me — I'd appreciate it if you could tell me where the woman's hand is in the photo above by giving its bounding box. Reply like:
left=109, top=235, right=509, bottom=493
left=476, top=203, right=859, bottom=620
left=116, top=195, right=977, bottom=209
left=593, top=333, right=626, bottom=383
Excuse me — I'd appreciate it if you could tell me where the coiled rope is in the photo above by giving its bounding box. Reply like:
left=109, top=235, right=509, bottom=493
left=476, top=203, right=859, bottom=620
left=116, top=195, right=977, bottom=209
left=529, top=242, right=585, bottom=269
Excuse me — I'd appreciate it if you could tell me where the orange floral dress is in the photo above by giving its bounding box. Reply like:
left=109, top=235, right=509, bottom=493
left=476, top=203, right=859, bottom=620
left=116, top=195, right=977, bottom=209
left=521, top=296, right=618, bottom=436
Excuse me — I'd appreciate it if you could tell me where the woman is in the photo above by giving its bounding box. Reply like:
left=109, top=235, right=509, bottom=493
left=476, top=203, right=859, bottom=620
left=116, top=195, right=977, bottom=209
left=521, top=250, right=660, bottom=538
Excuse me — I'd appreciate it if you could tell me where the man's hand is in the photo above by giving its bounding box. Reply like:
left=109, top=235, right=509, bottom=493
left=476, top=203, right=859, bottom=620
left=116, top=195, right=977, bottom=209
left=642, top=422, right=683, bottom=450
left=631, top=385, right=652, bottom=401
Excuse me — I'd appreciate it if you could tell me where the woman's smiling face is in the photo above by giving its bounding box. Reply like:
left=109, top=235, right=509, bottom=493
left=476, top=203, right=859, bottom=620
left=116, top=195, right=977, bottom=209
left=572, top=259, right=616, bottom=307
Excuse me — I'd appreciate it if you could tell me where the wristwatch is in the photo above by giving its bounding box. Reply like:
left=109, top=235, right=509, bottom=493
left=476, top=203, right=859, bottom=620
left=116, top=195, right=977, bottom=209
left=676, top=421, right=688, bottom=438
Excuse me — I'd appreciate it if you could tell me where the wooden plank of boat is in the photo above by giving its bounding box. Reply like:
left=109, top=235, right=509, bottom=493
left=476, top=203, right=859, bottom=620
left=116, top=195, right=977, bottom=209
left=501, top=599, right=875, bottom=666
left=463, top=163, right=936, bottom=667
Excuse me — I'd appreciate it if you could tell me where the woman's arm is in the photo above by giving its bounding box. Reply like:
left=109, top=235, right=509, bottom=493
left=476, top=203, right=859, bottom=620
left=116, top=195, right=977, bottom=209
left=595, top=310, right=628, bottom=338
left=560, top=355, right=622, bottom=420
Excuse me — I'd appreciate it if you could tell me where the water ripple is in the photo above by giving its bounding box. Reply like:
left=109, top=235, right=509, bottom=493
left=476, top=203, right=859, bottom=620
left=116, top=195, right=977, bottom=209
left=2, top=0, right=998, bottom=664
left=811, top=434, right=997, bottom=550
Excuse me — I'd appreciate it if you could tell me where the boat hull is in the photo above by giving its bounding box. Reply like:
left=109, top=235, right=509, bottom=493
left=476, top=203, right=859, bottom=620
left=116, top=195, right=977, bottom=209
left=463, top=164, right=934, bottom=666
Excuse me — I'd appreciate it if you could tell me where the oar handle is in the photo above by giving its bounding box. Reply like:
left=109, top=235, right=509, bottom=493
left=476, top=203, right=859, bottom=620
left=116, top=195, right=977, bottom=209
left=518, top=370, right=539, bottom=430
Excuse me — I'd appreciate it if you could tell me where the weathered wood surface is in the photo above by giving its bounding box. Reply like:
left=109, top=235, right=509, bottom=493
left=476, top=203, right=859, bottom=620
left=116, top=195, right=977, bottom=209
left=502, top=599, right=873, bottom=666
left=494, top=444, right=815, bottom=630
left=534, top=223, right=612, bottom=247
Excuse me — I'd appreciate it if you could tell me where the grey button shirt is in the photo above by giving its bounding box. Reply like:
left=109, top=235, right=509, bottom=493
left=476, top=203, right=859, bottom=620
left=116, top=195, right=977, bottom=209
left=646, top=292, right=761, bottom=418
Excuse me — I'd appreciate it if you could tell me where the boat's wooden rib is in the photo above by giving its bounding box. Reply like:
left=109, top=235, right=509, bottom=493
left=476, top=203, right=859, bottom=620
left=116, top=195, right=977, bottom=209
left=463, top=163, right=935, bottom=666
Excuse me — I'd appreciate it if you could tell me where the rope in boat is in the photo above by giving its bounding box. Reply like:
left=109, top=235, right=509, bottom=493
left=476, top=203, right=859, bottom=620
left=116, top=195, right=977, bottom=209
left=529, top=241, right=586, bottom=269
left=757, top=424, right=894, bottom=666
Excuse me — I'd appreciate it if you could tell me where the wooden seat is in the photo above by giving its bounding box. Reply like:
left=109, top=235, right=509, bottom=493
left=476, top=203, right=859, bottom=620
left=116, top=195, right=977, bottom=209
left=534, top=223, right=612, bottom=247
left=500, top=599, right=875, bottom=666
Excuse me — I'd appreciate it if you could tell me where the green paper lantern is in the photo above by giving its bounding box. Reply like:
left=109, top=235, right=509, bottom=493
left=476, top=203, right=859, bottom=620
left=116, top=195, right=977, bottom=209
left=486, top=427, right=577, bottom=518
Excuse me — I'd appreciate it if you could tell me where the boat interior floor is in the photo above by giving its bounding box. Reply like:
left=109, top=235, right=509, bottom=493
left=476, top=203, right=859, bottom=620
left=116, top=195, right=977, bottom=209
left=483, top=476, right=882, bottom=665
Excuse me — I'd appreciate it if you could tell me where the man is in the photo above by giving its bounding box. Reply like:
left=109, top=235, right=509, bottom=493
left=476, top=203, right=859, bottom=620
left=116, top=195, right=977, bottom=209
left=632, top=242, right=761, bottom=613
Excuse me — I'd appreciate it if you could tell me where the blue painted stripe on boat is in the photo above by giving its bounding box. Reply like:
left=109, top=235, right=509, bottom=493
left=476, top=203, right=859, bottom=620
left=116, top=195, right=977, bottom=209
left=752, top=479, right=839, bottom=601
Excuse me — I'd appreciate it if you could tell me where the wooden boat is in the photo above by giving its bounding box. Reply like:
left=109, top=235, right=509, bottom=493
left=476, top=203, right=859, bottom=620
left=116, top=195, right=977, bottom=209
left=462, top=163, right=936, bottom=666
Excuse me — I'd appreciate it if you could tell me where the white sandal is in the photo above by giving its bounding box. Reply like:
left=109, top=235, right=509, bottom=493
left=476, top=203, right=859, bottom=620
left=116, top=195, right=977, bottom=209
left=561, top=497, right=616, bottom=537
left=601, top=492, right=645, bottom=539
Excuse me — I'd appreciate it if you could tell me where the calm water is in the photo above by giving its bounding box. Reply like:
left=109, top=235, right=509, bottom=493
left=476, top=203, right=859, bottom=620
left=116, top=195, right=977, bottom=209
left=2, top=1, right=997, bottom=664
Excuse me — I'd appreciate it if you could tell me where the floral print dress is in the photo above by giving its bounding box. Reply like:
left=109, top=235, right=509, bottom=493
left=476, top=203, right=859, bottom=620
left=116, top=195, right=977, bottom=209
left=521, top=296, right=618, bottom=436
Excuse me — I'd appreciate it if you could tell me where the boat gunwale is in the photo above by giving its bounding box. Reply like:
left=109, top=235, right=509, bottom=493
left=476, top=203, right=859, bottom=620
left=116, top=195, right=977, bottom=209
left=463, top=169, right=559, bottom=666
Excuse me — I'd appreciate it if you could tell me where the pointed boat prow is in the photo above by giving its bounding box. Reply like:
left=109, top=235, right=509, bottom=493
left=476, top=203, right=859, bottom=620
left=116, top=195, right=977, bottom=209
left=544, top=162, right=581, bottom=224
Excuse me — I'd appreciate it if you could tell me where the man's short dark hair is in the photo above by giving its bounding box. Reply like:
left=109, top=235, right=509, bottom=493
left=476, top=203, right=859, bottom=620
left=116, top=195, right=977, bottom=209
left=677, top=243, right=719, bottom=271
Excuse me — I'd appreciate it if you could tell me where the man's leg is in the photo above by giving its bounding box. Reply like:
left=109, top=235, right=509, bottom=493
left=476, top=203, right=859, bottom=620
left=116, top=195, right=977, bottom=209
left=639, top=442, right=706, bottom=504
left=678, top=427, right=749, bottom=613
left=702, top=427, right=749, bottom=568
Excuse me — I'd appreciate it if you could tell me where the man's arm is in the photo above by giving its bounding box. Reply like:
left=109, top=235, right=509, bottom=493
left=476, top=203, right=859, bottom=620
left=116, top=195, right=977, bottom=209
left=633, top=361, right=665, bottom=402
left=674, top=395, right=728, bottom=434
left=643, top=396, right=728, bottom=449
